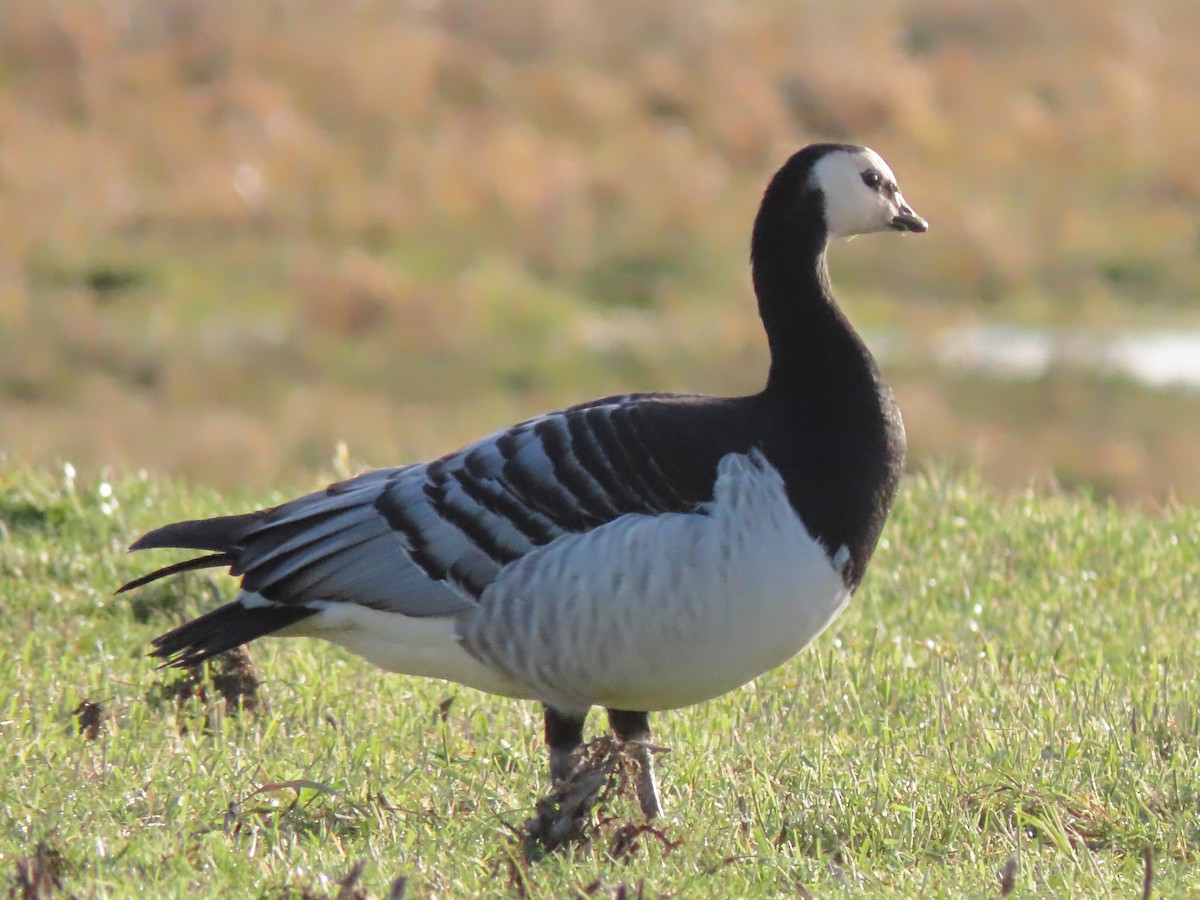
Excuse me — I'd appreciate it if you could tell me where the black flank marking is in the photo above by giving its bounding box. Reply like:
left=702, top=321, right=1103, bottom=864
left=611, top=406, right=692, bottom=508
left=534, top=418, right=621, bottom=520
left=627, top=406, right=713, bottom=507
left=497, top=430, right=601, bottom=531
left=420, top=475, right=518, bottom=566
left=494, top=428, right=525, bottom=461
left=463, top=446, right=497, bottom=479
left=427, top=480, right=523, bottom=566
left=451, top=469, right=560, bottom=546
left=501, top=458, right=599, bottom=531
left=624, top=408, right=697, bottom=505
left=422, top=475, right=448, bottom=504
left=445, top=554, right=494, bottom=599
left=565, top=411, right=646, bottom=513
left=584, top=406, right=674, bottom=511
left=372, top=491, right=447, bottom=581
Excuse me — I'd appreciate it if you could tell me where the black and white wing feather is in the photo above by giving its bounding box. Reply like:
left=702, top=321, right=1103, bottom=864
left=122, top=393, right=738, bottom=666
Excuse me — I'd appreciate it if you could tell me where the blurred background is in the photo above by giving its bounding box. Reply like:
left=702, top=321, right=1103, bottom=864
left=1, top=0, right=1198, bottom=502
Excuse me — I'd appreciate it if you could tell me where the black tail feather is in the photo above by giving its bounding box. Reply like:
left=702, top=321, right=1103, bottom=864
left=151, top=601, right=318, bottom=668
left=126, top=509, right=320, bottom=666
left=117, top=553, right=233, bottom=594
left=129, top=512, right=265, bottom=553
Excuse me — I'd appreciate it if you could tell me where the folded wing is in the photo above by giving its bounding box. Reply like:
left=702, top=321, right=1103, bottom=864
left=121, top=394, right=730, bottom=666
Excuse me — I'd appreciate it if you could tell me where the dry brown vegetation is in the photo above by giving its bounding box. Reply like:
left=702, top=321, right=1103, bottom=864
left=2, top=0, right=1199, bottom=497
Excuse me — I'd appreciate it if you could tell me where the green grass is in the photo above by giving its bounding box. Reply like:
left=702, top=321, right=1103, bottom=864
left=2, top=462, right=1199, bottom=897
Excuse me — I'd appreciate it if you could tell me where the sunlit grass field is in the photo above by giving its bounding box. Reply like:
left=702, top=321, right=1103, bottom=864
left=2, top=464, right=1198, bottom=897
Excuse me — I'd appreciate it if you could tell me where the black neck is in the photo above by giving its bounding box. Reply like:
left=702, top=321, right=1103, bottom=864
left=744, top=161, right=904, bottom=589
left=750, top=182, right=873, bottom=399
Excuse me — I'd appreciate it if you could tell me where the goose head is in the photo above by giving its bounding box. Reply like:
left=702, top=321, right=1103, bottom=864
left=808, top=144, right=928, bottom=239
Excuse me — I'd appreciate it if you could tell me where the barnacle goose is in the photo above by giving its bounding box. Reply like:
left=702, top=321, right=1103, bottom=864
left=121, top=144, right=926, bottom=819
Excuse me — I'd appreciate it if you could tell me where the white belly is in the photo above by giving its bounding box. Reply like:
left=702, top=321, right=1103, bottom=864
left=280, top=602, right=533, bottom=700
left=460, top=450, right=851, bottom=714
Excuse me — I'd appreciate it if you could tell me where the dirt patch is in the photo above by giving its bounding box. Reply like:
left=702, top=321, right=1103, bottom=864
left=515, top=735, right=633, bottom=860
left=965, top=781, right=1114, bottom=850
left=8, top=841, right=72, bottom=899
left=581, top=880, right=649, bottom=899
left=274, top=860, right=407, bottom=900
left=71, top=700, right=104, bottom=740
left=208, top=646, right=263, bottom=712
left=153, top=646, right=263, bottom=730
left=506, top=735, right=680, bottom=885
left=998, top=856, right=1017, bottom=895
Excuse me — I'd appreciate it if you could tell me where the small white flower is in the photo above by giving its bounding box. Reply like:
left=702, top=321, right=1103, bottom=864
left=234, top=163, right=266, bottom=204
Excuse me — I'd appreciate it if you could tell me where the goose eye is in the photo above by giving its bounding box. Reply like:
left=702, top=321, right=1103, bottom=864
left=861, top=171, right=882, bottom=190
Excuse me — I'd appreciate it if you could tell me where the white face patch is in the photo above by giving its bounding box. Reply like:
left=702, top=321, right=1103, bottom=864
left=809, top=146, right=917, bottom=239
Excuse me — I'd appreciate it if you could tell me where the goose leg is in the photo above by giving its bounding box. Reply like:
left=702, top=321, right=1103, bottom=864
left=544, top=706, right=586, bottom=785
left=607, top=708, right=663, bottom=819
